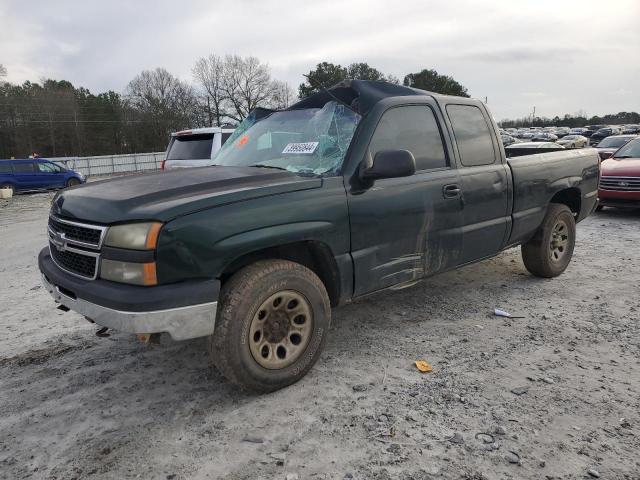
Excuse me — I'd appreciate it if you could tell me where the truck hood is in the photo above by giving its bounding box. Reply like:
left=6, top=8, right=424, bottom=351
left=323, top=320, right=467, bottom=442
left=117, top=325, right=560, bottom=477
left=600, top=158, right=640, bottom=177
left=52, top=166, right=322, bottom=224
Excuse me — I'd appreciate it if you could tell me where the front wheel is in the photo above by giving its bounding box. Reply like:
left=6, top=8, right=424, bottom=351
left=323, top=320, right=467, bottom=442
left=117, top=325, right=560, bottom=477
left=209, top=259, right=331, bottom=392
left=521, top=204, right=576, bottom=278
left=66, top=178, right=81, bottom=187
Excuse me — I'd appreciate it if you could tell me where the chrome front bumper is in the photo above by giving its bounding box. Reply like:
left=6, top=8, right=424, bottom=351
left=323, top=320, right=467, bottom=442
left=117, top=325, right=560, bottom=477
left=41, top=274, right=218, bottom=340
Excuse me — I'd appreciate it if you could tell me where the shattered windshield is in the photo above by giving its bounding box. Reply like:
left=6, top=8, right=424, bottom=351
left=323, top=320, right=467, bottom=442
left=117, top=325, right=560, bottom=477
left=211, top=101, right=361, bottom=176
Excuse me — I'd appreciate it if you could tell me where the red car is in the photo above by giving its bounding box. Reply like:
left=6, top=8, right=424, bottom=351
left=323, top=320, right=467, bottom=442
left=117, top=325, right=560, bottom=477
left=598, top=137, right=640, bottom=209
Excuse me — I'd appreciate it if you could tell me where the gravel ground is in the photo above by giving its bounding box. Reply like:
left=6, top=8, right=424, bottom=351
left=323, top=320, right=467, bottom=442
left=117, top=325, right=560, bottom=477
left=1, top=192, right=639, bottom=480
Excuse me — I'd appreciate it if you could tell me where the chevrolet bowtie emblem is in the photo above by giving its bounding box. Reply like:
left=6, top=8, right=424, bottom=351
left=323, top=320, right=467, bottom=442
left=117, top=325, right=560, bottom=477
left=51, top=231, right=67, bottom=252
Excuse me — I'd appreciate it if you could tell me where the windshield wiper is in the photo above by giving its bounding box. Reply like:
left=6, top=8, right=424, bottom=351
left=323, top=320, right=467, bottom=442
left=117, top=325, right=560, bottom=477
left=613, top=155, right=633, bottom=159
left=249, top=164, right=289, bottom=171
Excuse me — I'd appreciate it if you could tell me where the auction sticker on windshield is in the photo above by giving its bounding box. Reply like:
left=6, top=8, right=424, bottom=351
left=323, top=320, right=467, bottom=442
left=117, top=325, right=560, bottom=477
left=282, top=142, right=318, bottom=154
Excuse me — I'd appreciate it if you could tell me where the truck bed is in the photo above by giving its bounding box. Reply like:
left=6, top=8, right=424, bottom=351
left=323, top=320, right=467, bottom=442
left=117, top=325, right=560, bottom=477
left=506, top=148, right=600, bottom=246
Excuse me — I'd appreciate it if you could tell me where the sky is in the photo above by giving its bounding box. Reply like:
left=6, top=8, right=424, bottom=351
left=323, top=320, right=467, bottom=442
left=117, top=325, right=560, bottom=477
left=1, top=0, right=639, bottom=121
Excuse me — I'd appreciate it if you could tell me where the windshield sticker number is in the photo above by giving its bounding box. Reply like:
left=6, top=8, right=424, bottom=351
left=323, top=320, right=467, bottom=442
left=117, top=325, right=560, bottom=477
left=282, top=142, right=318, bottom=155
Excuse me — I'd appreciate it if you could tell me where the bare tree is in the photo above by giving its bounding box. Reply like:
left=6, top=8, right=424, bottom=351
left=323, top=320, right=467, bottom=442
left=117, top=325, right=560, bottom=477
left=193, top=55, right=296, bottom=125
left=271, top=80, right=296, bottom=110
left=192, top=54, right=228, bottom=126
left=0, top=64, right=7, bottom=78
left=221, top=55, right=272, bottom=122
left=125, top=67, right=200, bottom=150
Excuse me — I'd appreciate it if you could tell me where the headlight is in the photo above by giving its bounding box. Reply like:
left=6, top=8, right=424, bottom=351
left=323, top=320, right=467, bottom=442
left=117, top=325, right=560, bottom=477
left=100, top=259, right=157, bottom=286
left=104, top=222, right=162, bottom=250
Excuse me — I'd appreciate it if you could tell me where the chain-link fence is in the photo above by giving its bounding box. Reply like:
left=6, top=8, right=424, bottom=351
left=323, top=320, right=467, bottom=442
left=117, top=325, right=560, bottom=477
left=49, top=152, right=165, bottom=177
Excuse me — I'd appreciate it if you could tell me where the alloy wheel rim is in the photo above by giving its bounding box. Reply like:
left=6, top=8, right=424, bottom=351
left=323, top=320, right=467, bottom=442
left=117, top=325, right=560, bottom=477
left=248, top=290, right=313, bottom=370
left=549, top=219, right=569, bottom=262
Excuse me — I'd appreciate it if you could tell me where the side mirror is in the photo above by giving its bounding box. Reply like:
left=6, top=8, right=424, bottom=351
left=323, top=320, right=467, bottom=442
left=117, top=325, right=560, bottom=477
left=599, top=151, right=614, bottom=160
left=360, top=149, right=416, bottom=181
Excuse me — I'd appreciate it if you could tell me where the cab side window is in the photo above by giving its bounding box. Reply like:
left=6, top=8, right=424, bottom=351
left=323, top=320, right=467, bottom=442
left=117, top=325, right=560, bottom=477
left=446, top=104, right=497, bottom=167
left=369, top=105, right=448, bottom=171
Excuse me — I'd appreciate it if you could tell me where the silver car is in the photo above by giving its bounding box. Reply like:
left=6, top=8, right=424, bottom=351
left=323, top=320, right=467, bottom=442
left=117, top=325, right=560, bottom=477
left=556, top=135, right=589, bottom=149
left=162, top=127, right=235, bottom=170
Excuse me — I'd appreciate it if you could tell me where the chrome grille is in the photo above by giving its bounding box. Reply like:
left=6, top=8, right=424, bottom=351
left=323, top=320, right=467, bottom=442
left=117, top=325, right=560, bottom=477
left=48, top=215, right=106, bottom=248
left=599, top=176, right=640, bottom=192
left=48, top=215, right=106, bottom=279
left=49, top=243, right=99, bottom=279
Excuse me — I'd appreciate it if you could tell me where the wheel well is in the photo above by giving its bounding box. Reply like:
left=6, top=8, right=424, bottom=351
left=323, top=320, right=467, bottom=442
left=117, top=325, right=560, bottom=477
left=220, top=241, right=341, bottom=307
left=550, top=188, right=581, bottom=216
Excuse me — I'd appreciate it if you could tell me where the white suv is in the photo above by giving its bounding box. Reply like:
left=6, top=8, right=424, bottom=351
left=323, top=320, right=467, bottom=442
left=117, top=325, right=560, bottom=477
left=162, top=127, right=235, bottom=170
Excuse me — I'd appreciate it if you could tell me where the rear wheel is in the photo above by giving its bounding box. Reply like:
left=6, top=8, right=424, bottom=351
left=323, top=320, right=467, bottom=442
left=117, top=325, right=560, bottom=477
left=522, top=204, right=576, bottom=278
left=66, top=178, right=81, bottom=187
left=209, top=259, right=331, bottom=392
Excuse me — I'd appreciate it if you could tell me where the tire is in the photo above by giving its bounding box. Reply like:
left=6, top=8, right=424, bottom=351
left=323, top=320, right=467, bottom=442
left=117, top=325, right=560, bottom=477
left=0, top=184, right=14, bottom=195
left=66, top=178, right=81, bottom=187
left=521, top=204, right=576, bottom=278
left=595, top=205, right=604, bottom=212
left=209, top=259, right=331, bottom=392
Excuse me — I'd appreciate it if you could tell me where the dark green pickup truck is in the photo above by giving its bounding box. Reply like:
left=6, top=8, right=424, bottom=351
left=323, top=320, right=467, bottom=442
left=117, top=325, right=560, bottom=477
left=39, top=80, right=600, bottom=391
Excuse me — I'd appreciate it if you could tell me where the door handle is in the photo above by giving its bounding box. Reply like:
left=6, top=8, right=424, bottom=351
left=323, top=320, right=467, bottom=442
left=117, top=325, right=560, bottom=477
left=443, top=184, right=462, bottom=198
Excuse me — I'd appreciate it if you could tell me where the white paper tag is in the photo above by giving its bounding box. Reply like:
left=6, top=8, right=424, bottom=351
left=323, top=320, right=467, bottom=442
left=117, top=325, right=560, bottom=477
left=282, top=142, right=319, bottom=155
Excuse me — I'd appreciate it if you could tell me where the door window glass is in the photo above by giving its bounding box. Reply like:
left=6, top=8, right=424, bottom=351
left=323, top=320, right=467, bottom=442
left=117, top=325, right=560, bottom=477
left=369, top=105, right=448, bottom=171
left=37, top=162, right=62, bottom=173
left=446, top=104, right=497, bottom=166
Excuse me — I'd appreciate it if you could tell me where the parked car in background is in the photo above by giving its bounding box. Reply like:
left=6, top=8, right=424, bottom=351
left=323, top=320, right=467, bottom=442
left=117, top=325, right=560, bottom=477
left=162, top=126, right=236, bottom=170
left=598, top=137, right=640, bottom=209
left=531, top=132, right=558, bottom=142
left=589, top=128, right=619, bottom=146
left=501, top=134, right=519, bottom=146
left=570, top=127, right=588, bottom=135
left=0, top=159, right=85, bottom=195
left=594, top=135, right=638, bottom=160
left=556, top=135, right=589, bottom=149
left=622, top=125, right=640, bottom=134
left=554, top=127, right=571, bottom=138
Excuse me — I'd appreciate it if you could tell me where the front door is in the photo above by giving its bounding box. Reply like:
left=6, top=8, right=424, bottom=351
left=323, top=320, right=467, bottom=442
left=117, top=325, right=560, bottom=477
left=348, top=103, right=464, bottom=296
left=36, top=161, right=67, bottom=188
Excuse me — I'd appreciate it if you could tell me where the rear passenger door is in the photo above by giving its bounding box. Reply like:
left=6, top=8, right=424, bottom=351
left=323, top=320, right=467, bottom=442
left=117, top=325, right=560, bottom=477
left=445, top=104, right=510, bottom=264
left=11, top=161, right=38, bottom=190
left=348, top=103, right=464, bottom=296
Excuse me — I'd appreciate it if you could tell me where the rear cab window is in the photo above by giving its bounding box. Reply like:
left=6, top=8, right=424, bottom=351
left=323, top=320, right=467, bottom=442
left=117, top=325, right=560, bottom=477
left=167, top=134, right=214, bottom=160
left=369, top=105, right=448, bottom=171
left=446, top=104, right=497, bottom=167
